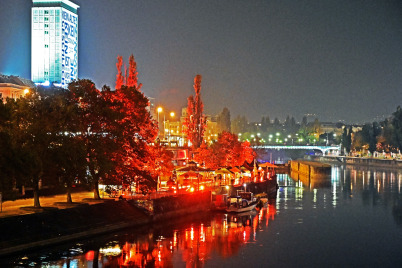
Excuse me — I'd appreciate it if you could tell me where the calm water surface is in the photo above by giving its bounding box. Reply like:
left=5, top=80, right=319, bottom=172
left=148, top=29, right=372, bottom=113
left=2, top=165, right=402, bottom=267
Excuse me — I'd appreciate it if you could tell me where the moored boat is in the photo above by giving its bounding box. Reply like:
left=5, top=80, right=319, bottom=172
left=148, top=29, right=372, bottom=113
left=226, top=192, right=258, bottom=213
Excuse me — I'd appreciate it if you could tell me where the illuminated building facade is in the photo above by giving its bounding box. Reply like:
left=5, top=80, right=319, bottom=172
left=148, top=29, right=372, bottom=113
left=31, top=0, right=79, bottom=88
left=0, top=74, right=35, bottom=102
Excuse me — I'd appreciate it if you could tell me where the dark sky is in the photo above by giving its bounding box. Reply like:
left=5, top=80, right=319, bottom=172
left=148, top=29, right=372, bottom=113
left=1, top=0, right=402, bottom=123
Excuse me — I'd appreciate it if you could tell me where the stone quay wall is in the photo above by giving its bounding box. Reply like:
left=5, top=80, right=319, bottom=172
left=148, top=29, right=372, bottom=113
left=0, top=192, right=212, bottom=257
left=309, top=155, right=402, bottom=169
left=291, top=160, right=331, bottom=178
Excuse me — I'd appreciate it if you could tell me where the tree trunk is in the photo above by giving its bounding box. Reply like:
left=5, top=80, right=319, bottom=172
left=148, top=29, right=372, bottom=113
left=66, top=185, right=72, bottom=203
left=93, top=249, right=99, bottom=268
left=33, top=183, right=41, bottom=208
left=93, top=179, right=101, bottom=200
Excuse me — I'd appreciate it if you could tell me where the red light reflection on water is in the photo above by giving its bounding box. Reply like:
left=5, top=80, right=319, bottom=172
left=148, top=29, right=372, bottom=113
left=93, top=204, right=277, bottom=267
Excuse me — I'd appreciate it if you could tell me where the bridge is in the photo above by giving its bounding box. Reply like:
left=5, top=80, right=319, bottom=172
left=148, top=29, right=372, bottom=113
left=252, top=145, right=341, bottom=155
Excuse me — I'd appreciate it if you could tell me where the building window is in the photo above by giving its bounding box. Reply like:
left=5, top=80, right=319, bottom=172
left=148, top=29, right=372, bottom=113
left=45, top=31, right=49, bottom=34
left=44, top=10, right=49, bottom=15
left=45, top=44, right=49, bottom=48
left=45, top=24, right=49, bottom=28
left=45, top=17, right=49, bottom=21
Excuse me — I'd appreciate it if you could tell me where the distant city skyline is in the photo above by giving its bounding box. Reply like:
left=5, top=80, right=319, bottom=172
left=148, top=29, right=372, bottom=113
left=1, top=0, right=401, bottom=123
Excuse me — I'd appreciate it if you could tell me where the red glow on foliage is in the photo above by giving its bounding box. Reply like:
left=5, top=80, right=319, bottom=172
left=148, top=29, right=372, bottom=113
left=85, top=250, right=94, bottom=261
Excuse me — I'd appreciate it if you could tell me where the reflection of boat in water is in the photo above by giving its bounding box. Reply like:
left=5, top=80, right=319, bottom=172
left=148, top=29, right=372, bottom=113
left=226, top=192, right=258, bottom=213
left=211, top=193, right=229, bottom=211
left=227, top=210, right=257, bottom=227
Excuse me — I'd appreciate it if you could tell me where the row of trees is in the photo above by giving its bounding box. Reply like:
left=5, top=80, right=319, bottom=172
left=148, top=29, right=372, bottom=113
left=0, top=55, right=175, bottom=206
left=231, top=114, right=312, bottom=135
left=215, top=105, right=402, bottom=155
left=0, top=53, right=257, bottom=206
left=230, top=113, right=335, bottom=146
left=344, top=106, right=402, bottom=155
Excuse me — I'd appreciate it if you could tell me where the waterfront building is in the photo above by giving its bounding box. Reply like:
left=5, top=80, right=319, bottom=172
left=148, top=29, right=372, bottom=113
left=204, top=115, right=218, bottom=144
left=31, top=0, right=79, bottom=88
left=0, top=74, right=35, bottom=102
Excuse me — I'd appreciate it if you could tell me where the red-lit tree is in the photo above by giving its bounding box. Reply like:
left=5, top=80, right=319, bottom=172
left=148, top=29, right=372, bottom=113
left=116, top=54, right=143, bottom=90
left=147, top=143, right=174, bottom=189
left=195, top=141, right=222, bottom=170
left=110, top=84, right=159, bottom=191
left=184, top=75, right=206, bottom=149
left=127, top=54, right=143, bottom=90
left=195, top=132, right=254, bottom=169
left=116, top=55, right=124, bottom=90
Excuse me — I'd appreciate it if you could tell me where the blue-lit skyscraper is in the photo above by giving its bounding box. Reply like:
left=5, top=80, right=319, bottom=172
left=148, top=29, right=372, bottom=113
left=31, top=0, right=79, bottom=88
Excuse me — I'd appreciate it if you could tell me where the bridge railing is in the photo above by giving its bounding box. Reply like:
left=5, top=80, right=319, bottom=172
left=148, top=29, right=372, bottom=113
left=252, top=145, right=341, bottom=155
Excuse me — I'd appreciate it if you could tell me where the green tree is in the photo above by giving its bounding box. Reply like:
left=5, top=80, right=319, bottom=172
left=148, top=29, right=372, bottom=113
left=7, top=87, right=64, bottom=207
left=377, top=119, right=396, bottom=152
left=347, top=126, right=353, bottom=153
left=301, top=116, right=308, bottom=128
left=68, top=80, right=120, bottom=200
left=392, top=106, right=402, bottom=151
left=217, top=107, right=231, bottom=133
left=231, top=115, right=248, bottom=134
left=260, top=116, right=271, bottom=132
left=341, top=127, right=348, bottom=155
left=0, top=101, right=16, bottom=195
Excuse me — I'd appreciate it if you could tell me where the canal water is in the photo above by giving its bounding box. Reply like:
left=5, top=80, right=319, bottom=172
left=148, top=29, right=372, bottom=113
left=2, top=165, right=402, bottom=267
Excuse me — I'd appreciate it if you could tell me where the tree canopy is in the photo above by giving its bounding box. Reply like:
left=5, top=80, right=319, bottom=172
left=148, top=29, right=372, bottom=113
left=195, top=131, right=254, bottom=169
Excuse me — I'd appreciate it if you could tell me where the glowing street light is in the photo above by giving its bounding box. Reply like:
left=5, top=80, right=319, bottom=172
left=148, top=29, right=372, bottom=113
left=157, top=107, right=163, bottom=137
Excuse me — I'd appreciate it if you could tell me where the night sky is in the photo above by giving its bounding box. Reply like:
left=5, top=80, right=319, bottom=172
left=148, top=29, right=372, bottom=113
left=1, top=0, right=402, bottom=124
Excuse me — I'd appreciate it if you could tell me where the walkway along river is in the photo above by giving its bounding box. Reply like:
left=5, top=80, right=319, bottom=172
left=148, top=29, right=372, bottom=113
left=1, top=164, right=402, bottom=267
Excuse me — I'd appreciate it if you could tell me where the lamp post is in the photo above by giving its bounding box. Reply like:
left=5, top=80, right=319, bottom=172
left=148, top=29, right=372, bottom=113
left=157, top=107, right=162, bottom=138
left=168, top=111, right=175, bottom=143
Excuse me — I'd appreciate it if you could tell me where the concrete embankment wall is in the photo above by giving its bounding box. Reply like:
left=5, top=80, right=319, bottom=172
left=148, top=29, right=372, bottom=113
left=0, top=192, right=212, bottom=257
left=290, top=160, right=331, bottom=188
left=152, top=191, right=211, bottom=221
left=309, top=155, right=402, bottom=169
left=290, top=160, right=331, bottom=178
left=0, top=200, right=150, bottom=256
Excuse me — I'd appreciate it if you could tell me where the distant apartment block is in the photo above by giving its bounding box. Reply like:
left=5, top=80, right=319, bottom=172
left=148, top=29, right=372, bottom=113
left=31, top=0, right=79, bottom=88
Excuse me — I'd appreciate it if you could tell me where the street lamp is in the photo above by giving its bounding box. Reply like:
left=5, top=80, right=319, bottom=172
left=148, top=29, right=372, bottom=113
left=157, top=107, right=162, bottom=136
left=167, top=111, right=175, bottom=143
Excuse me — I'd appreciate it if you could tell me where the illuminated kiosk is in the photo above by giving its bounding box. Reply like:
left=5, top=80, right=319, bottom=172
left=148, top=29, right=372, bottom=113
left=31, top=0, right=79, bottom=88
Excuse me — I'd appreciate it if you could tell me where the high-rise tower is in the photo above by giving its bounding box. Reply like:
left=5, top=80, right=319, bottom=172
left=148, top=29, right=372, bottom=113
left=31, top=0, right=79, bottom=88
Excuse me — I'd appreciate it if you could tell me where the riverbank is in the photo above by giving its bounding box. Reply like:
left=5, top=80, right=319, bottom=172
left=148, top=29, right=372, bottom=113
left=0, top=191, right=211, bottom=257
left=307, top=155, right=402, bottom=169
